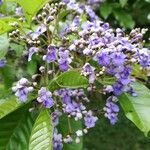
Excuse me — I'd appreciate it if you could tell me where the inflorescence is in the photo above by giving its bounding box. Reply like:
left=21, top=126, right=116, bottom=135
left=7, top=0, right=150, bottom=149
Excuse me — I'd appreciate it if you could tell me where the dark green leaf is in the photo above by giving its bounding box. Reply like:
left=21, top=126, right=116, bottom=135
left=100, top=3, right=112, bottom=19
left=49, top=70, right=88, bottom=91
left=29, top=109, right=53, bottom=150
left=0, top=105, right=36, bottom=150
left=119, top=82, right=150, bottom=136
left=113, top=9, right=135, bottom=29
left=0, top=65, right=16, bottom=88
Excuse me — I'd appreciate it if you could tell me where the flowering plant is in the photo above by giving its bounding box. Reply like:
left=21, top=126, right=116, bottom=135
left=0, top=0, right=150, bottom=149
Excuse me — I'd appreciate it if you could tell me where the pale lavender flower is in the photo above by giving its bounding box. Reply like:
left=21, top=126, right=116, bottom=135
left=28, top=47, right=38, bottom=61
left=58, top=49, right=72, bottom=71
left=104, top=96, right=119, bottom=125
left=0, top=59, right=6, bottom=68
left=53, top=129, right=63, bottom=150
left=43, top=45, right=57, bottom=63
left=81, top=63, right=95, bottom=83
left=37, top=87, right=54, bottom=108
left=12, top=78, right=33, bottom=102
left=30, top=24, right=46, bottom=40
left=84, top=111, right=98, bottom=128
left=15, top=7, right=23, bottom=16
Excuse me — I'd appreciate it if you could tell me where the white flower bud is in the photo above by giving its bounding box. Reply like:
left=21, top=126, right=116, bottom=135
left=83, top=129, right=88, bottom=134
left=39, top=66, right=45, bottom=72
left=75, top=137, right=80, bottom=143
left=76, top=130, right=83, bottom=137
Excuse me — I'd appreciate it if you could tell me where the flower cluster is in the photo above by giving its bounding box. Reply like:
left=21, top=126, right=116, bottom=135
left=8, top=0, right=149, bottom=149
left=37, top=87, right=54, bottom=108
left=12, top=78, right=33, bottom=102
left=103, top=96, right=119, bottom=125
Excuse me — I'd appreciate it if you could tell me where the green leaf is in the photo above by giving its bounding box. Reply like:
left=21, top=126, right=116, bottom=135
left=0, top=104, right=36, bottom=150
left=98, top=76, right=116, bottom=85
left=0, top=34, right=9, bottom=58
left=0, top=65, right=16, bottom=88
left=27, top=59, right=37, bottom=76
left=49, top=70, right=88, bottom=91
left=132, top=64, right=147, bottom=81
left=6, top=0, right=50, bottom=23
left=119, top=0, right=128, bottom=7
left=58, top=116, right=83, bottom=150
left=113, top=9, right=135, bottom=29
left=100, top=3, right=112, bottom=19
left=0, top=94, right=35, bottom=119
left=0, top=17, right=18, bottom=34
left=29, top=109, right=53, bottom=150
left=119, top=82, right=150, bottom=136
left=10, top=43, right=25, bottom=57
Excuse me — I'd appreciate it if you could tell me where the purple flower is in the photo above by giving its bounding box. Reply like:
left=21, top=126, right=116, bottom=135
left=0, top=0, right=3, bottom=5
left=115, top=67, right=132, bottom=85
left=104, top=96, right=119, bottom=125
left=52, top=110, right=62, bottom=127
left=138, top=49, right=150, bottom=67
left=30, top=24, right=46, bottom=40
left=0, top=59, right=6, bottom=68
left=110, top=52, right=126, bottom=66
left=84, top=111, right=98, bottom=128
left=81, top=63, right=95, bottom=83
left=15, top=7, right=23, bottom=16
left=43, top=45, right=57, bottom=63
left=112, top=82, right=124, bottom=96
left=58, top=49, right=72, bottom=71
left=87, top=0, right=102, bottom=5
left=37, top=87, right=54, bottom=108
left=53, top=129, right=63, bottom=150
left=95, top=52, right=110, bottom=67
left=28, top=47, right=38, bottom=61
left=12, top=78, right=33, bottom=102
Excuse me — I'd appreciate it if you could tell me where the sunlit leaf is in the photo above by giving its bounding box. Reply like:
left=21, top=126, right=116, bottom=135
left=0, top=94, right=35, bottom=119
left=119, top=82, right=150, bottom=136
left=0, top=17, right=18, bottom=34
left=29, top=109, right=53, bottom=150
left=49, top=70, right=88, bottom=91
left=6, top=0, right=50, bottom=23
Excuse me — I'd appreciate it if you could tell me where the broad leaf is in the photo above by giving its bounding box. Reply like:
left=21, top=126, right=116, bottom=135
left=6, top=0, right=50, bottom=23
left=0, top=94, right=35, bottom=119
left=113, top=9, right=135, bottom=29
left=0, top=105, right=36, bottom=150
left=29, top=109, right=53, bottom=150
left=49, top=70, right=88, bottom=91
left=100, top=3, right=112, bottom=19
left=0, top=65, right=16, bottom=88
left=0, top=17, right=18, bottom=34
left=119, top=82, right=150, bottom=136
left=0, top=34, right=9, bottom=58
